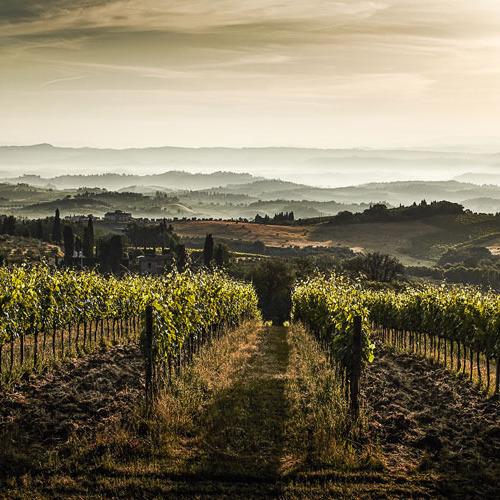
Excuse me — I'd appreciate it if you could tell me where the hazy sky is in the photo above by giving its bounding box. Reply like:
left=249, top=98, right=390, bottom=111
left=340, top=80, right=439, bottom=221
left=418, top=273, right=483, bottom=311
left=1, top=0, right=500, bottom=148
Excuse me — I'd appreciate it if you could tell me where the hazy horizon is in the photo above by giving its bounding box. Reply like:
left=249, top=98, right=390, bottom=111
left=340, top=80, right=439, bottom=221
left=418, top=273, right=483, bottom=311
left=3, top=138, right=500, bottom=152
left=1, top=142, right=500, bottom=188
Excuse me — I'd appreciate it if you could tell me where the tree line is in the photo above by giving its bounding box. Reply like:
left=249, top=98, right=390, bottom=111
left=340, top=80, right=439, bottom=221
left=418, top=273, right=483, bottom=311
left=254, top=211, right=294, bottom=224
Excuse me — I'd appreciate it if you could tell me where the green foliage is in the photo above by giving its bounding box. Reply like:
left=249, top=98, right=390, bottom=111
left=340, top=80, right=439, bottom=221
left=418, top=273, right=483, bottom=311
left=407, top=263, right=500, bottom=290
left=243, top=258, right=296, bottom=325
left=229, top=256, right=342, bottom=324
left=52, top=208, right=62, bottom=243
left=292, top=275, right=374, bottom=370
left=203, top=233, right=214, bottom=266
left=175, top=244, right=187, bottom=271
left=149, top=270, right=260, bottom=362
left=214, top=243, right=230, bottom=267
left=97, top=234, right=124, bottom=272
left=365, top=284, right=500, bottom=357
left=63, top=225, right=74, bottom=261
left=345, top=252, right=404, bottom=282
left=83, top=216, right=94, bottom=258
left=324, top=200, right=464, bottom=226
left=438, top=246, right=492, bottom=267
left=293, top=272, right=500, bottom=362
left=0, top=265, right=260, bottom=362
left=125, top=220, right=176, bottom=250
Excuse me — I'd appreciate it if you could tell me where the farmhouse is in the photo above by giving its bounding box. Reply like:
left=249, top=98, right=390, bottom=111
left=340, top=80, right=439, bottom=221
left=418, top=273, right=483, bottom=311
left=104, top=210, right=133, bottom=222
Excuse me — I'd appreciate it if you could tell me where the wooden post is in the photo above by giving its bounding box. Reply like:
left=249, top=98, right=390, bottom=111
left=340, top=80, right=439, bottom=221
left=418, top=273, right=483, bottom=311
left=144, top=305, right=154, bottom=411
left=10, top=340, right=14, bottom=374
left=486, top=357, right=490, bottom=393
left=477, top=351, right=481, bottom=386
left=350, top=315, right=362, bottom=419
left=495, top=354, right=500, bottom=395
left=20, top=331, right=24, bottom=366
left=462, top=343, right=466, bottom=374
left=52, top=326, right=56, bottom=356
left=68, top=324, right=71, bottom=354
left=33, top=330, right=38, bottom=368
left=470, top=347, right=473, bottom=381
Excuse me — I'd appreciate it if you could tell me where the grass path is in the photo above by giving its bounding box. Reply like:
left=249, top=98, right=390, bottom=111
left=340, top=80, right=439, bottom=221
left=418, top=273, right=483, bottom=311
left=196, top=325, right=290, bottom=479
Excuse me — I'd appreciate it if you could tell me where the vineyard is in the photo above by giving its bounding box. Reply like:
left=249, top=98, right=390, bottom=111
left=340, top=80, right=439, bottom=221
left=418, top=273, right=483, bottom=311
left=366, top=284, right=500, bottom=393
left=0, top=264, right=260, bottom=388
left=0, top=267, right=499, bottom=498
left=292, top=275, right=500, bottom=395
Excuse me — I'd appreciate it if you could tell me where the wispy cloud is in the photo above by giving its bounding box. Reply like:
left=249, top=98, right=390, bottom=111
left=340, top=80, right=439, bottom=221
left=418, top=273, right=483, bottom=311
left=40, top=75, right=88, bottom=88
left=1, top=1, right=500, bottom=147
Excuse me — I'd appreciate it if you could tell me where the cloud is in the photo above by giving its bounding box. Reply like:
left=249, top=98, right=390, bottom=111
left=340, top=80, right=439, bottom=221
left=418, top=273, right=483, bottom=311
left=40, top=75, right=88, bottom=88
left=1, top=1, right=500, bottom=147
left=0, top=0, right=114, bottom=24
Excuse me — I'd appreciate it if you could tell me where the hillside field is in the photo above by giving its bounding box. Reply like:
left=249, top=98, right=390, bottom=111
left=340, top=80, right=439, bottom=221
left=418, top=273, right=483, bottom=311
left=172, top=214, right=499, bottom=265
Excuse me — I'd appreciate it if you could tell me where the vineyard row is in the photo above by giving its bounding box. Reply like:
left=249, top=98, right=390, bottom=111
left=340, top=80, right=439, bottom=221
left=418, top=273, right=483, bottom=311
left=0, top=264, right=260, bottom=387
left=292, top=276, right=500, bottom=396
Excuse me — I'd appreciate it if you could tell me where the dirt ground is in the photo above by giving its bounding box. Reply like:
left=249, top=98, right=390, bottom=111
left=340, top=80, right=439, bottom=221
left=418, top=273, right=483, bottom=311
left=1, top=329, right=499, bottom=498
left=0, top=344, right=144, bottom=466
left=363, top=344, right=500, bottom=499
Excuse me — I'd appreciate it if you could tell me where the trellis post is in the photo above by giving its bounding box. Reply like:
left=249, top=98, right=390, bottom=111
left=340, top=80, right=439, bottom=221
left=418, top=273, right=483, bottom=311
left=350, top=315, right=362, bottom=419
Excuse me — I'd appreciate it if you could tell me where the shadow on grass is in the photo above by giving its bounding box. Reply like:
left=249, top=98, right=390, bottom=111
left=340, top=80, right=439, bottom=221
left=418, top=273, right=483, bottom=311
left=195, top=327, right=290, bottom=481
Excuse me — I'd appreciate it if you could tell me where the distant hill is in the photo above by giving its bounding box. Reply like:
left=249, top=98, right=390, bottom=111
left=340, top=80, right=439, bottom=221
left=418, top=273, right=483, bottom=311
left=171, top=203, right=500, bottom=266
left=211, top=179, right=500, bottom=212
left=1, top=144, right=499, bottom=186
left=6, top=176, right=500, bottom=217
left=1, top=171, right=261, bottom=191
left=454, top=172, right=500, bottom=185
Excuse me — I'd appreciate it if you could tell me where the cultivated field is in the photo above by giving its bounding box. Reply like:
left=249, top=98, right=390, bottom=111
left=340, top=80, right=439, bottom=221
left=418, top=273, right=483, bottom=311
left=172, top=220, right=324, bottom=248
left=172, top=219, right=442, bottom=265
left=1, top=324, right=499, bottom=499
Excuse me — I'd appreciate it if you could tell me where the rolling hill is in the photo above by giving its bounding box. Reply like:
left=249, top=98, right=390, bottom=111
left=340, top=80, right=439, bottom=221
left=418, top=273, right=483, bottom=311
left=2, top=144, right=499, bottom=186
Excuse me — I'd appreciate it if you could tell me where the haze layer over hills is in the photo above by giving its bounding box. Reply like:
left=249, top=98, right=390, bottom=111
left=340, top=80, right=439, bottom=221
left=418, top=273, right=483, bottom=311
left=2, top=144, right=500, bottom=188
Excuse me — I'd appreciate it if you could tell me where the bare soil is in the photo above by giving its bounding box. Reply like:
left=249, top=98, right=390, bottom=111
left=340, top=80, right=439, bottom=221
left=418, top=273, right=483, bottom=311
left=0, top=343, right=144, bottom=469
left=363, top=344, right=500, bottom=499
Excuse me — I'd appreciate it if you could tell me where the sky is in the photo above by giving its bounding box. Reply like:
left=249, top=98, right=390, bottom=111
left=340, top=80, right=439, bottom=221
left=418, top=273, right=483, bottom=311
left=1, top=0, right=500, bottom=148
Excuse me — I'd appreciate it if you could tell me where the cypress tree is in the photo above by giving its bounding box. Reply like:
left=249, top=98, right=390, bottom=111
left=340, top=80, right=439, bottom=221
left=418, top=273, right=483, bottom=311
left=203, top=233, right=214, bottom=266
left=98, top=235, right=124, bottom=273
left=214, top=243, right=230, bottom=268
left=53, top=209, right=62, bottom=244
left=35, top=219, right=44, bottom=240
left=75, top=235, right=82, bottom=256
left=176, top=244, right=187, bottom=271
left=83, top=216, right=94, bottom=257
left=63, top=225, right=74, bottom=262
left=3, top=216, right=16, bottom=235
left=214, top=244, right=224, bottom=267
left=88, top=215, right=94, bottom=254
